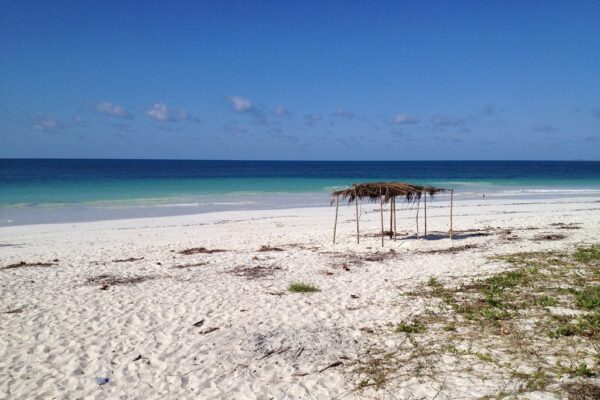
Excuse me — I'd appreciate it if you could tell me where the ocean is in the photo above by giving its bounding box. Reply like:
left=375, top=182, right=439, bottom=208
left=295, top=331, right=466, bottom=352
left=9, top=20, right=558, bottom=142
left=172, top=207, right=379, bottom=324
left=1, top=159, right=600, bottom=226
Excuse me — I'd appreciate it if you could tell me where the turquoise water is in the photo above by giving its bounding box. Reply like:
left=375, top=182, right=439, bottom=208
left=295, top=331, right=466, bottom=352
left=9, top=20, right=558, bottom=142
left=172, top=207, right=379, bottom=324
left=1, top=159, right=599, bottom=225
left=3, top=176, right=600, bottom=206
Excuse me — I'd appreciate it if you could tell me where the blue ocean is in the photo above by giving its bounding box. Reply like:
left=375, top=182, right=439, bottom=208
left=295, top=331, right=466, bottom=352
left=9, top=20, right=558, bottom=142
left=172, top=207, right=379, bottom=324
left=1, top=159, right=600, bottom=226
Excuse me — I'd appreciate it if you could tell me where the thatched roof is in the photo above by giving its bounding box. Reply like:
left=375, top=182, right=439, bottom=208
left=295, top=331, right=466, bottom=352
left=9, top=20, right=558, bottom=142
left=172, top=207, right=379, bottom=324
left=331, top=182, right=447, bottom=204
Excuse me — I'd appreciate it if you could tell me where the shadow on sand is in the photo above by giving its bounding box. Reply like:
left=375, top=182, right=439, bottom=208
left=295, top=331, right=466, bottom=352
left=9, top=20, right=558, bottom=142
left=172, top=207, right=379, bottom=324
left=397, top=231, right=492, bottom=241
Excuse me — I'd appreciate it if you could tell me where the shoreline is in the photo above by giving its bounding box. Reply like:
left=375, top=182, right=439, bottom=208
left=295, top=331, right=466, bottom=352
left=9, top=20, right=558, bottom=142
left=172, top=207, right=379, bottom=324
left=2, top=190, right=599, bottom=228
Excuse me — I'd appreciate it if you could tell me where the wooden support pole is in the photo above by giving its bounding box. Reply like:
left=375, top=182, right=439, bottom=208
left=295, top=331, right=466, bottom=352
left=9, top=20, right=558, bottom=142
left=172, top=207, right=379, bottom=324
left=389, top=197, right=393, bottom=239
left=333, top=195, right=339, bottom=244
left=380, top=194, right=384, bottom=247
left=355, top=190, right=360, bottom=244
left=449, top=189, right=454, bottom=240
left=393, top=197, right=397, bottom=241
left=416, top=197, right=420, bottom=238
left=424, top=194, right=428, bottom=238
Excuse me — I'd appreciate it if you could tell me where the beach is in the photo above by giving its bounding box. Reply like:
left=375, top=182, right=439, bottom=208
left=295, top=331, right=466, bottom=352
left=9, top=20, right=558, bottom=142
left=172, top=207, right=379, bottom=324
left=4, top=0, right=600, bottom=397
left=1, top=195, right=599, bottom=399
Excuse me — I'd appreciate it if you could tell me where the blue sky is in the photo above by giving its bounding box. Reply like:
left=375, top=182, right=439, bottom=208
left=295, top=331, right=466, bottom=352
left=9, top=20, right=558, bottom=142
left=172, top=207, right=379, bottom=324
left=1, top=0, right=599, bottom=160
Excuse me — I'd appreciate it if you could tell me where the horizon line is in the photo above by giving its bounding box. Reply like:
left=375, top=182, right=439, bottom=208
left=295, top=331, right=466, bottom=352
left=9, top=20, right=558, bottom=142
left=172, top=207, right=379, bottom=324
left=1, top=157, right=599, bottom=162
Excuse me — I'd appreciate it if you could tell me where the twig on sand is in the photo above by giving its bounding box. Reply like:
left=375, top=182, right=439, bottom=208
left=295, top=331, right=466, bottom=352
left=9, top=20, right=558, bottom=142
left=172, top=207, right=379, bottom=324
left=112, top=257, right=144, bottom=263
left=318, top=360, right=343, bottom=373
left=293, top=360, right=344, bottom=377
left=2, top=260, right=57, bottom=270
left=172, top=262, right=208, bottom=269
left=199, top=327, right=219, bottom=335
left=3, top=306, right=26, bottom=314
left=260, top=346, right=290, bottom=360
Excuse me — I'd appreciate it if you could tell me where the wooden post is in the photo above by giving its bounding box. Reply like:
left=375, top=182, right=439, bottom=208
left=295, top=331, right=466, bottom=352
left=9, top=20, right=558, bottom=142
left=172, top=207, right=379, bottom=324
left=380, top=194, right=384, bottom=247
left=333, top=195, right=339, bottom=244
left=389, top=197, right=393, bottom=239
left=449, top=189, right=454, bottom=240
left=393, top=197, right=397, bottom=241
left=355, top=190, right=360, bottom=244
left=424, top=193, right=427, bottom=238
left=416, top=197, right=420, bottom=237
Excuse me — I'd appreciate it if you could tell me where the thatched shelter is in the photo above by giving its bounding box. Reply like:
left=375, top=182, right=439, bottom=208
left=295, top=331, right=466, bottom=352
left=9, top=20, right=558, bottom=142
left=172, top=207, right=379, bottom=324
left=331, top=182, right=453, bottom=245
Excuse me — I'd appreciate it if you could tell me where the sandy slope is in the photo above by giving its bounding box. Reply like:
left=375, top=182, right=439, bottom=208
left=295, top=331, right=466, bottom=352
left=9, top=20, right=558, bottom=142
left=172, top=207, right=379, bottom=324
left=1, top=196, right=599, bottom=399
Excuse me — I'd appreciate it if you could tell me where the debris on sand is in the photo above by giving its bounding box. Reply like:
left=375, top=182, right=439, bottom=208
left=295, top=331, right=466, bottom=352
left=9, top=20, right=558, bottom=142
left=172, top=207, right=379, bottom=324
left=171, top=262, right=208, bottom=269
left=199, top=327, right=219, bottom=335
left=533, top=233, right=567, bottom=241
left=329, top=249, right=400, bottom=268
left=2, top=261, right=57, bottom=270
left=260, top=346, right=290, bottom=359
left=499, top=229, right=519, bottom=241
left=112, top=257, right=144, bottom=263
left=229, top=264, right=282, bottom=280
left=319, top=361, right=343, bottom=373
left=179, top=247, right=225, bottom=255
left=258, top=245, right=284, bottom=252
left=2, top=306, right=26, bottom=314
left=87, top=274, right=156, bottom=288
left=549, top=222, right=582, bottom=230
left=420, top=244, right=478, bottom=254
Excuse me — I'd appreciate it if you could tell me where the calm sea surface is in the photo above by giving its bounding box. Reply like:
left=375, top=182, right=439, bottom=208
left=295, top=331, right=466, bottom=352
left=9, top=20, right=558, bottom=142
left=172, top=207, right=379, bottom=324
left=1, top=159, right=599, bottom=226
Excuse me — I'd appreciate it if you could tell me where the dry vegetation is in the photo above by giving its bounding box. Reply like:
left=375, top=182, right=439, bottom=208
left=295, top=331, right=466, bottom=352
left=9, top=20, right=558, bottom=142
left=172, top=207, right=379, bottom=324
left=179, top=247, right=225, bottom=255
left=350, top=244, right=600, bottom=399
left=419, top=244, right=478, bottom=254
left=328, top=249, right=401, bottom=269
left=229, top=264, right=282, bottom=280
left=171, top=262, right=208, bottom=269
left=258, top=245, right=284, bottom=252
left=87, top=274, right=157, bottom=288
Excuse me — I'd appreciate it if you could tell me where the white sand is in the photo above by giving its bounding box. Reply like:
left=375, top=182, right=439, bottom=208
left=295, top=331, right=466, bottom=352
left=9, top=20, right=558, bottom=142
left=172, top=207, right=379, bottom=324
left=1, top=196, right=599, bottom=399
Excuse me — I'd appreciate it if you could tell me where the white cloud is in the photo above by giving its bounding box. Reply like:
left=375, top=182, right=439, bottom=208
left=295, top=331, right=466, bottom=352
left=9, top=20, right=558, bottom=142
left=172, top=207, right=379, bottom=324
left=145, top=102, right=190, bottom=122
left=94, top=101, right=131, bottom=118
left=228, top=96, right=253, bottom=112
left=273, top=105, right=289, bottom=117
left=32, top=116, right=63, bottom=131
left=392, top=113, right=419, bottom=125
